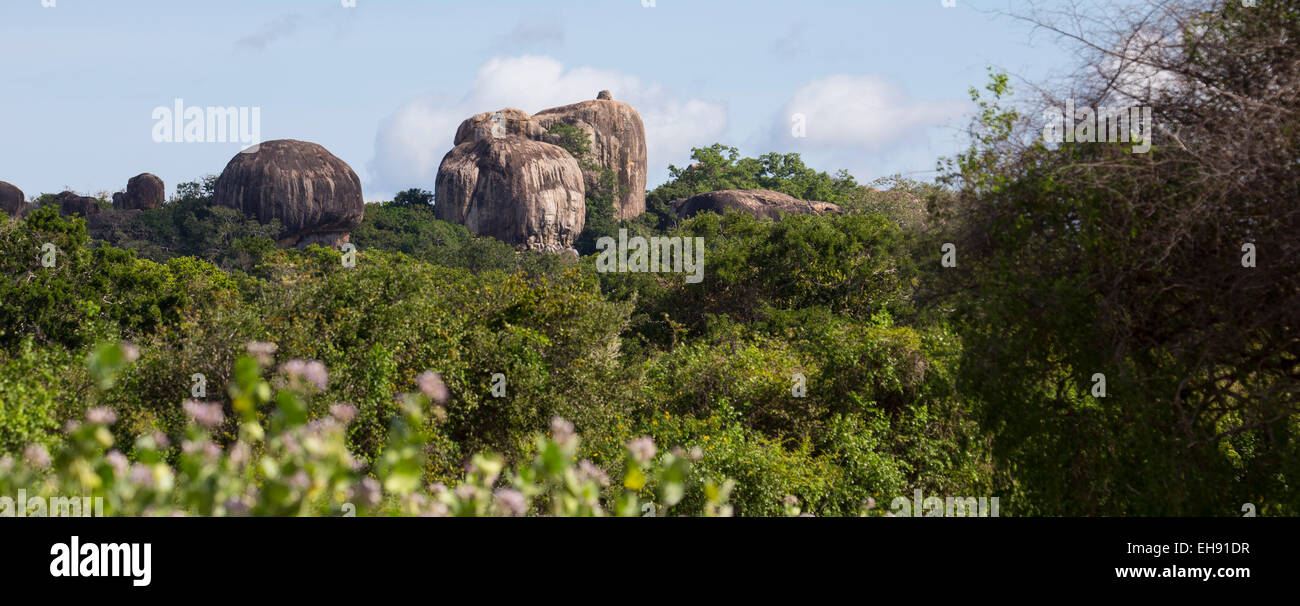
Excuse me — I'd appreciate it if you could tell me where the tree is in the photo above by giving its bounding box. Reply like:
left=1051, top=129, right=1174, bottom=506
left=932, top=0, right=1300, bottom=514
left=390, top=188, right=434, bottom=208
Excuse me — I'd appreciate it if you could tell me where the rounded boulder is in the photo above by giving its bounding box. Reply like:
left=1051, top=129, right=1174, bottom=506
left=213, top=139, right=364, bottom=247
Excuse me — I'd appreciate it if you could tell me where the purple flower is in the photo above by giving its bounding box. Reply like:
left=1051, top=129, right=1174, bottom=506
left=223, top=497, right=251, bottom=516
left=129, top=463, right=154, bottom=488
left=245, top=341, right=278, bottom=365
left=229, top=442, right=251, bottom=466
left=281, top=433, right=302, bottom=455
left=182, top=400, right=225, bottom=429
left=493, top=488, right=528, bottom=516
left=454, top=484, right=478, bottom=502
left=626, top=436, right=657, bottom=463
left=352, top=476, right=381, bottom=508
left=577, top=460, right=610, bottom=487
left=288, top=471, right=311, bottom=490
left=550, top=417, right=576, bottom=446
left=329, top=403, right=358, bottom=424
left=182, top=439, right=220, bottom=459
left=283, top=359, right=328, bottom=391
left=417, top=371, right=449, bottom=404
left=121, top=343, right=140, bottom=362
left=106, top=450, right=129, bottom=477
left=23, top=444, right=50, bottom=468
left=86, top=407, right=117, bottom=425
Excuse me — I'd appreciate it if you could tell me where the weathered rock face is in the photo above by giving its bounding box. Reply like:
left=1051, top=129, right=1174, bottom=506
left=57, top=191, right=102, bottom=217
left=213, top=139, right=364, bottom=247
left=673, top=189, right=843, bottom=221
left=454, top=108, right=544, bottom=145
left=114, top=173, right=165, bottom=210
left=533, top=92, right=647, bottom=220
left=0, top=181, right=23, bottom=217
left=435, top=136, right=585, bottom=253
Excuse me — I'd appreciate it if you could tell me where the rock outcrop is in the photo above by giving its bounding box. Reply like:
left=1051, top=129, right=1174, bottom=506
left=454, top=108, right=544, bottom=145
left=213, top=139, right=365, bottom=248
left=0, top=181, right=23, bottom=217
left=532, top=92, right=647, bottom=220
left=435, top=136, right=585, bottom=253
left=672, top=189, right=843, bottom=221
left=113, top=173, right=165, bottom=210
left=57, top=191, right=102, bottom=217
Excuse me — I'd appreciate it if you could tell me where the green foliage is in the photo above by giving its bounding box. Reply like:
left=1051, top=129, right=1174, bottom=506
left=0, top=345, right=734, bottom=517
left=606, top=210, right=915, bottom=347
left=0, top=340, right=81, bottom=453
left=932, top=10, right=1300, bottom=515
left=544, top=123, right=623, bottom=255
left=0, top=206, right=234, bottom=354
left=643, top=144, right=860, bottom=230
left=350, top=202, right=528, bottom=273
left=85, top=177, right=281, bottom=271
left=390, top=188, right=434, bottom=208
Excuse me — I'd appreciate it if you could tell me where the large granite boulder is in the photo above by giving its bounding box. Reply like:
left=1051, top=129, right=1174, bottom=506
left=454, top=108, right=544, bottom=145
left=532, top=92, right=647, bottom=220
left=114, top=173, right=165, bottom=210
left=672, top=189, right=843, bottom=221
left=57, top=191, right=102, bottom=217
left=0, top=181, right=23, bottom=217
left=435, top=136, right=585, bottom=253
left=213, top=139, right=364, bottom=248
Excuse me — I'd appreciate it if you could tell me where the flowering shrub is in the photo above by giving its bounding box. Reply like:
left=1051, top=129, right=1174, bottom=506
left=0, top=343, right=734, bottom=517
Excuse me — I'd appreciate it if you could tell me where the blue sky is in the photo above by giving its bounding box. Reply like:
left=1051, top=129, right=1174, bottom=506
left=0, top=0, right=1081, bottom=202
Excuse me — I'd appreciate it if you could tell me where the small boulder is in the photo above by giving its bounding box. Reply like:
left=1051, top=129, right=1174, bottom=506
left=0, top=181, right=24, bottom=217
left=57, top=191, right=102, bottom=217
left=434, top=136, right=585, bottom=253
left=673, top=189, right=842, bottom=221
left=114, top=173, right=165, bottom=210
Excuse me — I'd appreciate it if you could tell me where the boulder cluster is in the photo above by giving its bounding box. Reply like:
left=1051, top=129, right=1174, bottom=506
left=435, top=91, right=648, bottom=252
left=2, top=173, right=166, bottom=220
left=8, top=91, right=848, bottom=254
left=57, top=191, right=102, bottom=217
left=5, top=140, right=366, bottom=249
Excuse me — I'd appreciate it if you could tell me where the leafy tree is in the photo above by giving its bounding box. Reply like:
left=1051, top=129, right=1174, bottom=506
left=544, top=123, right=623, bottom=255
left=643, top=144, right=859, bottom=231
left=390, top=188, right=434, bottom=208
left=932, top=1, right=1300, bottom=514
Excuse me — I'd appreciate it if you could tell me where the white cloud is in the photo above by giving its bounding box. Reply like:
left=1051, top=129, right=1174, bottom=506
left=774, top=74, right=966, bottom=153
left=367, top=55, right=727, bottom=198
left=741, top=74, right=968, bottom=183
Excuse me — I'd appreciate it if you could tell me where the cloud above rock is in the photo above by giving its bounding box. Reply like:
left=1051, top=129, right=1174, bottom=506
left=774, top=74, right=966, bottom=152
left=367, top=55, right=727, bottom=198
